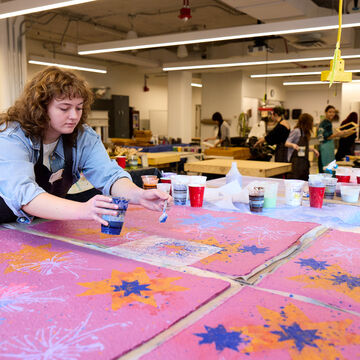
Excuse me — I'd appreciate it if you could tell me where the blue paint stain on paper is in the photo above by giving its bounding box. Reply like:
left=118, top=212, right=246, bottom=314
left=179, top=214, right=238, bottom=229
left=194, top=324, right=249, bottom=352
left=296, top=258, right=330, bottom=271
left=239, top=245, right=269, bottom=255
left=271, top=322, right=321, bottom=352
left=112, top=280, right=151, bottom=296
left=328, top=274, right=360, bottom=290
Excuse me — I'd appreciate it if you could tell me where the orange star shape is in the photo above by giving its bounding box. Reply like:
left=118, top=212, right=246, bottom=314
left=289, top=264, right=360, bottom=303
left=193, top=237, right=240, bottom=264
left=231, top=303, right=360, bottom=359
left=77, top=267, right=188, bottom=310
left=0, top=244, right=69, bottom=274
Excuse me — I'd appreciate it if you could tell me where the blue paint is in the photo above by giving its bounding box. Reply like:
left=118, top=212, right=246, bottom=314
left=271, top=322, right=321, bottom=352
left=101, top=221, right=124, bottom=235
left=179, top=214, right=238, bottom=229
left=0, top=300, right=13, bottom=309
left=239, top=245, right=269, bottom=255
left=112, top=280, right=151, bottom=296
left=295, top=258, right=329, bottom=271
left=194, top=324, right=249, bottom=352
left=328, top=274, right=360, bottom=290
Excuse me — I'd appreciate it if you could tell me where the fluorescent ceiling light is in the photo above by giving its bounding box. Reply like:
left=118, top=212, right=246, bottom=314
left=283, top=80, right=360, bottom=85
left=191, top=83, right=202, bottom=88
left=78, top=13, right=360, bottom=55
left=28, top=55, right=107, bottom=74
left=0, top=0, right=95, bottom=19
left=162, top=53, right=360, bottom=71
left=251, top=69, right=360, bottom=78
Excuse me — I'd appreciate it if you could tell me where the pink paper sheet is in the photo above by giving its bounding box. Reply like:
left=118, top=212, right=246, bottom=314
left=258, top=229, right=360, bottom=312
left=141, top=287, right=360, bottom=360
left=0, top=228, right=229, bottom=359
left=29, top=206, right=317, bottom=277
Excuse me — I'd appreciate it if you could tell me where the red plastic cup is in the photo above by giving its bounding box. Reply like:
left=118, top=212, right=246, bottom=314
left=357, top=176, right=360, bottom=185
left=188, top=184, right=205, bottom=207
left=116, top=156, right=126, bottom=168
left=336, top=175, right=350, bottom=183
left=160, top=177, right=172, bottom=195
left=309, top=185, right=325, bottom=208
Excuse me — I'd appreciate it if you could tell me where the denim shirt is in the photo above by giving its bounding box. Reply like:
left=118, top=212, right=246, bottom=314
left=0, top=122, right=131, bottom=223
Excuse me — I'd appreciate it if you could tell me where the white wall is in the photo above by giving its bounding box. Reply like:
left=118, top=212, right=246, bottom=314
left=284, top=84, right=342, bottom=128
left=341, top=82, right=360, bottom=120
left=201, top=71, right=243, bottom=139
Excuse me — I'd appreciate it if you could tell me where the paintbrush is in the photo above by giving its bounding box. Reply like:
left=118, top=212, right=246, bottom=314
left=159, top=200, right=168, bottom=223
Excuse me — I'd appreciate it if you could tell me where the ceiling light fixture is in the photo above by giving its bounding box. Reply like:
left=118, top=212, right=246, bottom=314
left=283, top=80, right=360, bottom=85
left=191, top=83, right=202, bottom=87
left=28, top=55, right=107, bottom=74
left=162, top=53, right=360, bottom=71
left=0, top=0, right=95, bottom=19
left=251, top=69, right=360, bottom=78
left=78, top=13, right=360, bottom=55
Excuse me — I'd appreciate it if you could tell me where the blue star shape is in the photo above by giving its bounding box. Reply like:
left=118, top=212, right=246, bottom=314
left=328, top=274, right=360, bottom=290
left=271, top=322, right=321, bottom=352
left=295, top=258, right=330, bottom=271
left=112, top=280, right=151, bottom=297
left=239, top=245, right=269, bottom=255
left=179, top=214, right=238, bottom=229
left=194, top=324, right=249, bottom=352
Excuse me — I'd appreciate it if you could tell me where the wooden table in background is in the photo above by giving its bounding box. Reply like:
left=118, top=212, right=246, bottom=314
left=142, top=152, right=181, bottom=166
left=204, top=147, right=250, bottom=159
left=185, top=159, right=291, bottom=177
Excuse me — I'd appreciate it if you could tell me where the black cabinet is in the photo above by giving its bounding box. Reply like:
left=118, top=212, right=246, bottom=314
left=91, top=95, right=130, bottom=138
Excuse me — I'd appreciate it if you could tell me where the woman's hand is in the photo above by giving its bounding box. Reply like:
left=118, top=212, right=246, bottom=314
left=81, top=194, right=120, bottom=225
left=254, top=137, right=265, bottom=147
left=292, top=143, right=299, bottom=151
left=138, top=189, right=173, bottom=212
left=312, top=148, right=320, bottom=158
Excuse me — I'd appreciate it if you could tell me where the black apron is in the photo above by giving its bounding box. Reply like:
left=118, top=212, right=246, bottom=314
left=287, top=129, right=310, bottom=181
left=0, top=135, right=74, bottom=223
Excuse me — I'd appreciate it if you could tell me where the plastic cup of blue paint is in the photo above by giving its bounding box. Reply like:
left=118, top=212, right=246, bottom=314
left=101, top=197, right=129, bottom=235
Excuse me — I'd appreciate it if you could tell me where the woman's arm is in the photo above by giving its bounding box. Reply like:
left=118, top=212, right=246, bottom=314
left=285, top=141, right=299, bottom=151
left=22, top=192, right=119, bottom=225
left=203, top=135, right=217, bottom=142
left=310, top=148, right=319, bottom=157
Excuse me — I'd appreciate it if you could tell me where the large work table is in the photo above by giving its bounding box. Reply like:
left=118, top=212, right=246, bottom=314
left=185, top=158, right=291, bottom=177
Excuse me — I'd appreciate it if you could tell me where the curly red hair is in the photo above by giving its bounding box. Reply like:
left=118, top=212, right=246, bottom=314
left=1, top=66, right=94, bottom=145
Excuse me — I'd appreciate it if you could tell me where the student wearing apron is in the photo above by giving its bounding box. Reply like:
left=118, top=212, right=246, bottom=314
left=285, top=113, right=319, bottom=181
left=0, top=67, right=172, bottom=224
left=254, top=107, right=290, bottom=163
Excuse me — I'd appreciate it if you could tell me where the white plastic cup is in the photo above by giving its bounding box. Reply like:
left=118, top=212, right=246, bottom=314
left=285, top=180, right=305, bottom=206
left=157, top=182, right=171, bottom=194
left=340, top=184, right=360, bottom=203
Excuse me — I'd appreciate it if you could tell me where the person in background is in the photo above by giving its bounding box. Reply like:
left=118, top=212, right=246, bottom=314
left=203, top=112, right=230, bottom=147
left=254, top=107, right=290, bottom=162
left=317, top=105, right=345, bottom=172
left=0, top=66, right=172, bottom=224
left=335, top=112, right=358, bottom=161
left=285, top=113, right=319, bottom=181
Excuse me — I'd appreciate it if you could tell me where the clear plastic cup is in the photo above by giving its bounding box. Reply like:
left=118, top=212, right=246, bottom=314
left=101, top=197, right=128, bottom=235
left=285, top=180, right=304, bottom=206
left=262, top=181, right=278, bottom=208
left=172, top=175, right=190, bottom=205
left=141, top=175, right=159, bottom=190
left=157, top=182, right=171, bottom=194
left=324, top=178, right=338, bottom=199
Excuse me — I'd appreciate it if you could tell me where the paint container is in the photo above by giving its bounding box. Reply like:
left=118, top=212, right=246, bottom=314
left=157, top=182, right=171, bottom=194
left=340, top=184, right=360, bottom=203
left=323, top=178, right=338, bottom=199
left=141, top=175, right=159, bottom=190
left=335, top=167, right=351, bottom=183
left=262, top=181, right=278, bottom=208
left=248, top=186, right=264, bottom=213
left=308, top=183, right=325, bottom=208
left=336, top=174, right=351, bottom=183
left=172, top=175, right=189, bottom=205
left=101, top=197, right=129, bottom=235
left=189, top=184, right=205, bottom=207
left=285, top=180, right=304, bottom=206
left=115, top=156, right=126, bottom=168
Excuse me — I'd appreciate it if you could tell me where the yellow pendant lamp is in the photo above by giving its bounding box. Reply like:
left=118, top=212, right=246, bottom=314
left=321, top=0, right=352, bottom=86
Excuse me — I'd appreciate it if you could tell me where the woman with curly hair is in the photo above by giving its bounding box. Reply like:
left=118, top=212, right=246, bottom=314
left=0, top=67, right=171, bottom=224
